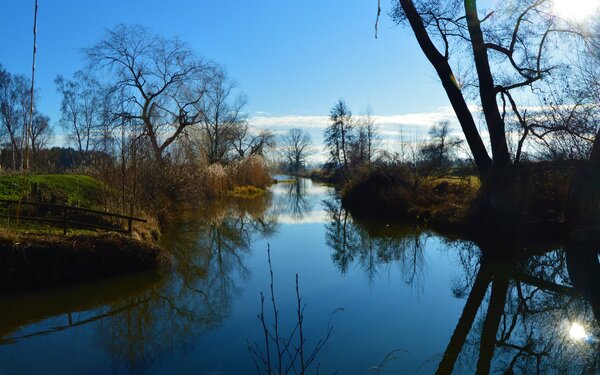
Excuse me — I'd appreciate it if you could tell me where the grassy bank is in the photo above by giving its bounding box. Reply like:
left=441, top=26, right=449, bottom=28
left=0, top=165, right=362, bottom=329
left=0, top=174, right=107, bottom=207
left=0, top=165, right=276, bottom=292
left=339, top=163, right=574, bottom=241
left=0, top=174, right=170, bottom=292
left=341, top=166, right=479, bottom=228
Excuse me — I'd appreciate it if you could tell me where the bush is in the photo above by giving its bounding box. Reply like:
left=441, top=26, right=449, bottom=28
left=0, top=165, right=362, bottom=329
left=341, top=164, right=479, bottom=226
left=341, top=165, right=416, bottom=219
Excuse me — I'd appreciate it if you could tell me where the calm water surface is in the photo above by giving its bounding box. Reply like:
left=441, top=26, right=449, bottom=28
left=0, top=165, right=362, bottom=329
left=1, top=178, right=599, bottom=374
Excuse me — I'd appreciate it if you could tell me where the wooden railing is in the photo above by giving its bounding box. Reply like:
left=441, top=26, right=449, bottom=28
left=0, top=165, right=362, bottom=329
left=0, top=199, right=147, bottom=235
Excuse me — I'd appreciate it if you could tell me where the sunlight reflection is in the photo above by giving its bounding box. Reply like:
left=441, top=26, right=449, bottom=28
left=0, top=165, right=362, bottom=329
left=569, top=322, right=588, bottom=342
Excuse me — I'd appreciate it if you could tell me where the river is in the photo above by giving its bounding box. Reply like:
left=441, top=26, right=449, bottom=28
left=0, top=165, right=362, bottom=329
left=0, top=177, right=599, bottom=374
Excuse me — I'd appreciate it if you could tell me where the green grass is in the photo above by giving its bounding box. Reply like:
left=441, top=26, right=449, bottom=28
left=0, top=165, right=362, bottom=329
left=426, top=175, right=481, bottom=189
left=0, top=174, right=110, bottom=235
left=0, top=174, right=106, bottom=208
left=228, top=185, right=266, bottom=199
left=275, top=179, right=298, bottom=184
left=0, top=219, right=97, bottom=236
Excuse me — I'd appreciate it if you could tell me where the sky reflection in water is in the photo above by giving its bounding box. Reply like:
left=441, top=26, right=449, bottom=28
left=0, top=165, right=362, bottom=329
left=0, top=178, right=600, bottom=374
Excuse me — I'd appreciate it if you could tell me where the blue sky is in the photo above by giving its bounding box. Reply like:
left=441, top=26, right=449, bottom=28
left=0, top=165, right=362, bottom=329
left=0, top=0, right=459, bottom=157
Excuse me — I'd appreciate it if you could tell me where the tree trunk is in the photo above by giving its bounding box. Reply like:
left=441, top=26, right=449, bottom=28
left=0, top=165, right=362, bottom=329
left=464, top=0, right=511, bottom=167
left=566, top=243, right=600, bottom=326
left=400, top=0, right=492, bottom=177
left=566, top=129, right=600, bottom=238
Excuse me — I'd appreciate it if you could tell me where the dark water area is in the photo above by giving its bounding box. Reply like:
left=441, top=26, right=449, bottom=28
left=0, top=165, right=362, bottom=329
left=1, top=177, right=600, bottom=374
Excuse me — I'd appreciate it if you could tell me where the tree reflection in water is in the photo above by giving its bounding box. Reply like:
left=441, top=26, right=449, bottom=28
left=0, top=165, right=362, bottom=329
left=324, top=195, right=426, bottom=286
left=96, top=195, right=279, bottom=373
left=324, top=194, right=600, bottom=374
left=5, top=185, right=600, bottom=374
left=430, top=241, right=600, bottom=375
left=270, top=178, right=313, bottom=222
left=0, top=195, right=278, bottom=374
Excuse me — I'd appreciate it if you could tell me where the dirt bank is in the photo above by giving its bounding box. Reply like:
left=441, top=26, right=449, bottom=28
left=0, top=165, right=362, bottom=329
left=0, top=232, right=171, bottom=292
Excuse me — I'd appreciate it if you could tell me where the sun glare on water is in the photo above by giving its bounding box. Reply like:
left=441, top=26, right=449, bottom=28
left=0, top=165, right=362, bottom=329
left=553, top=0, right=600, bottom=22
left=569, top=322, right=588, bottom=341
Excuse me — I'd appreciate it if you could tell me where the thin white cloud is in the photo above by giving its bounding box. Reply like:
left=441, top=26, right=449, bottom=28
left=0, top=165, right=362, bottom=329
left=250, top=106, right=467, bottom=162
left=249, top=105, right=470, bottom=132
left=251, top=115, right=331, bottom=130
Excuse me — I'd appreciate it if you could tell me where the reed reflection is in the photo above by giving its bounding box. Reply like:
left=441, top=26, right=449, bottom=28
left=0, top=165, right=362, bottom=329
left=96, top=195, right=279, bottom=373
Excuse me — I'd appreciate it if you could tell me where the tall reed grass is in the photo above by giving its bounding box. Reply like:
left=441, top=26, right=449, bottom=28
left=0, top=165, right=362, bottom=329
left=201, top=156, right=271, bottom=199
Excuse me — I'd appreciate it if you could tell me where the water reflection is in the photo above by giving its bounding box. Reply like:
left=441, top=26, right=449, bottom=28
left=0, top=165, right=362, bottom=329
left=0, top=194, right=278, bottom=374
left=270, top=178, right=329, bottom=224
left=3, top=178, right=600, bottom=374
left=271, top=179, right=312, bottom=221
left=324, top=195, right=426, bottom=285
left=0, top=271, right=162, bottom=345
left=322, top=194, right=600, bottom=374
left=434, top=241, right=600, bottom=374
left=97, top=196, right=279, bottom=373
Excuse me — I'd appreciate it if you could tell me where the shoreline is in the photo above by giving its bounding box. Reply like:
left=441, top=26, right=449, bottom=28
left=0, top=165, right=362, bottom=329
left=0, top=232, right=172, bottom=292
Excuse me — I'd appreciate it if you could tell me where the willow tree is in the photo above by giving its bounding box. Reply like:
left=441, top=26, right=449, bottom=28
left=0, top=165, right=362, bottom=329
left=86, top=24, right=216, bottom=162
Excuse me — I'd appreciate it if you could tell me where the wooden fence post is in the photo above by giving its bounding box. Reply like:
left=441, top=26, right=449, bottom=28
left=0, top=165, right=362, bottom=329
left=63, top=207, right=68, bottom=235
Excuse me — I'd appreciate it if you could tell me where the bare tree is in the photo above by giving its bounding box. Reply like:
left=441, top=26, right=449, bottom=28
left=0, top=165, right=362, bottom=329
left=0, top=69, right=26, bottom=169
left=55, top=71, right=103, bottom=163
left=351, top=106, right=380, bottom=167
left=419, top=120, right=463, bottom=174
left=0, top=64, right=52, bottom=171
left=281, top=128, right=312, bottom=173
left=199, top=72, right=248, bottom=164
left=86, top=24, right=215, bottom=162
left=30, top=112, right=52, bottom=152
left=230, top=123, right=276, bottom=160
left=387, top=0, right=600, bottom=223
left=390, top=0, right=595, bottom=177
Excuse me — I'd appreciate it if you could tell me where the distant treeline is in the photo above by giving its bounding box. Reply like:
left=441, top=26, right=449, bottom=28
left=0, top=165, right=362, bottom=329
left=0, top=147, right=111, bottom=174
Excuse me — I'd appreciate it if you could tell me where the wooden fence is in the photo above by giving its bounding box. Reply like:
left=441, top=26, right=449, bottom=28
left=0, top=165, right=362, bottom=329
left=0, top=199, right=147, bottom=235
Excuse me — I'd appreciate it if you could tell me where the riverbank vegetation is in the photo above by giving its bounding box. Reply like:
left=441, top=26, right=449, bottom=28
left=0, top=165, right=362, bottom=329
left=0, top=173, right=168, bottom=289
left=321, top=96, right=583, bottom=238
left=381, top=1, right=600, bottom=236
left=1, top=24, right=276, bottom=227
left=0, top=25, right=278, bottom=289
left=316, top=0, right=600, bottom=239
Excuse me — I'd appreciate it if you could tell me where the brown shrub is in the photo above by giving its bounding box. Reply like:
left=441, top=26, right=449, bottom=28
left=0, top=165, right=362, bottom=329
left=341, top=165, right=416, bottom=219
